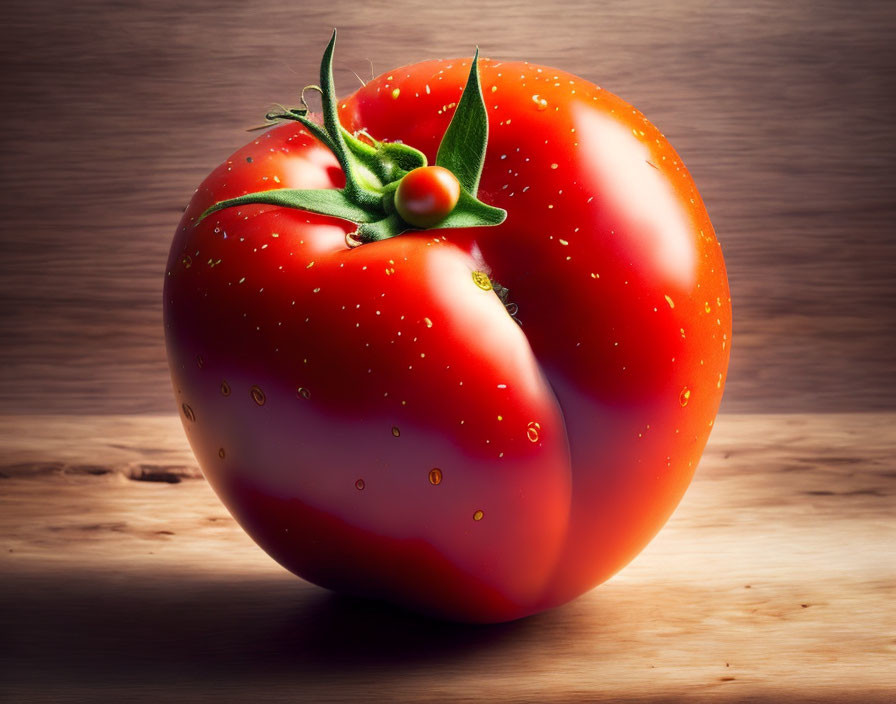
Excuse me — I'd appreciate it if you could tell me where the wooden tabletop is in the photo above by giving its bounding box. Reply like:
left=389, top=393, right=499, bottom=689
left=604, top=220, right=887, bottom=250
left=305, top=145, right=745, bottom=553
left=2, top=413, right=893, bottom=702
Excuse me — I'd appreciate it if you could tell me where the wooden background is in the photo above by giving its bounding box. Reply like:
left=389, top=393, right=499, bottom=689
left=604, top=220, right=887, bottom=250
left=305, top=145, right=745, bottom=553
left=0, top=0, right=893, bottom=414
left=0, top=0, right=894, bottom=701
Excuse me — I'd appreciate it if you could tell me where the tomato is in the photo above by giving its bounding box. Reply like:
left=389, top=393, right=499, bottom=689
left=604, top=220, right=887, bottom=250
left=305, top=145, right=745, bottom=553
left=394, top=166, right=461, bottom=228
left=164, top=40, right=730, bottom=623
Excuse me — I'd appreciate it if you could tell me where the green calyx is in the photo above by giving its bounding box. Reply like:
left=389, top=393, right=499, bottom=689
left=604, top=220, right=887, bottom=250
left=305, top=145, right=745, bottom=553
left=197, top=30, right=506, bottom=243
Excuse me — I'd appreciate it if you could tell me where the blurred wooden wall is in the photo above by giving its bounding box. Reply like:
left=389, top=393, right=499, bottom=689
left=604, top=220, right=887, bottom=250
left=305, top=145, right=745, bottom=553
left=0, top=0, right=893, bottom=414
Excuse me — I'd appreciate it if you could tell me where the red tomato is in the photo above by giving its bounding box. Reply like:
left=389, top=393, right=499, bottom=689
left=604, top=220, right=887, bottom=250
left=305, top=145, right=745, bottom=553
left=164, top=55, right=730, bottom=623
left=394, top=165, right=461, bottom=228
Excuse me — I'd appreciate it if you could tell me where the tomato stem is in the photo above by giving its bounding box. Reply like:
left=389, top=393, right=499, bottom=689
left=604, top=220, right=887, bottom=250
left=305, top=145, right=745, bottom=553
left=196, top=30, right=507, bottom=243
left=318, top=32, right=382, bottom=209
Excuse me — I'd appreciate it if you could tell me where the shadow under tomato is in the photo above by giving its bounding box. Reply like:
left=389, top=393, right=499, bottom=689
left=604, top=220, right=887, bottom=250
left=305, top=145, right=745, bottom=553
left=266, top=590, right=539, bottom=670
left=1, top=568, right=559, bottom=686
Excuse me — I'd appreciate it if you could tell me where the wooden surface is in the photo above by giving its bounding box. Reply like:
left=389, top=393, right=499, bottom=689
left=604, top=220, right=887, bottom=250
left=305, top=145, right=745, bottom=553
left=1, top=413, right=894, bottom=702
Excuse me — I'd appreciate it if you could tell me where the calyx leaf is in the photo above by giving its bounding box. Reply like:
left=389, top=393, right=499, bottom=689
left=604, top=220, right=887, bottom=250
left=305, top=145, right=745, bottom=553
left=200, top=188, right=381, bottom=224
left=436, top=48, right=488, bottom=197
left=435, top=189, right=506, bottom=229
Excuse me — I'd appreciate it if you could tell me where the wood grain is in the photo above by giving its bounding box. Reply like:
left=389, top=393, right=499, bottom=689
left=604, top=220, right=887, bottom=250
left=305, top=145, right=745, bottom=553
left=1, top=0, right=895, bottom=414
left=1, top=413, right=893, bottom=702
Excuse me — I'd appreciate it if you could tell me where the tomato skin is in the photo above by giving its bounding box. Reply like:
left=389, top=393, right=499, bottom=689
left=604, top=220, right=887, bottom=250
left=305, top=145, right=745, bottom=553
left=394, top=165, right=461, bottom=228
left=165, top=57, right=730, bottom=622
left=341, top=59, right=730, bottom=611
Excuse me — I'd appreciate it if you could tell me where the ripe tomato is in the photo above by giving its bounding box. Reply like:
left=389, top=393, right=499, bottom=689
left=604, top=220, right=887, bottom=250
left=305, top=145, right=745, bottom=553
left=164, top=45, right=730, bottom=623
left=394, top=166, right=461, bottom=228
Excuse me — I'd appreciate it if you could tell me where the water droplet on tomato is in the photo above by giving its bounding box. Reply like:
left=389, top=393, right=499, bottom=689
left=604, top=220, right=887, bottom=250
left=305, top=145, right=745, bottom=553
left=218, top=447, right=226, bottom=459
left=428, top=468, right=442, bottom=485
left=181, top=254, right=192, bottom=268
left=182, top=403, right=195, bottom=422
left=391, top=426, right=401, bottom=437
left=473, top=509, right=484, bottom=521
left=220, top=381, right=231, bottom=396
left=250, top=385, right=266, bottom=406
left=355, top=478, right=365, bottom=490
left=195, top=355, right=204, bottom=369
left=526, top=421, right=541, bottom=443
left=297, top=386, right=311, bottom=400
left=531, top=94, right=548, bottom=111
left=680, top=387, right=691, bottom=406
